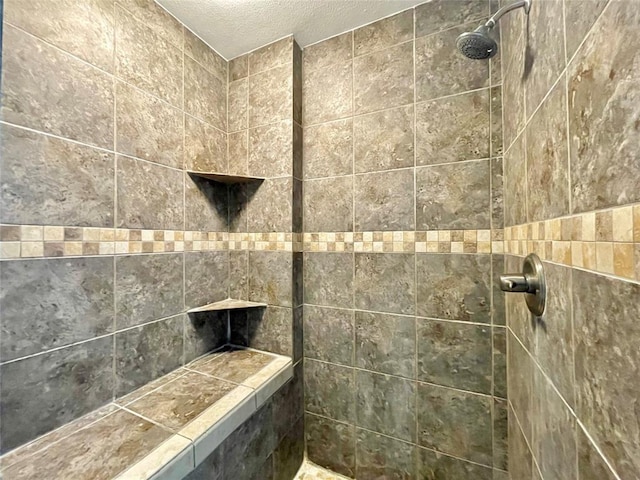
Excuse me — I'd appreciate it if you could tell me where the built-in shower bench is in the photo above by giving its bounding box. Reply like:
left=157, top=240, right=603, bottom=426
left=0, top=348, right=292, bottom=480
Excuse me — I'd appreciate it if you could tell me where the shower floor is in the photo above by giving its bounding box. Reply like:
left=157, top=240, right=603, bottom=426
left=294, top=461, right=352, bottom=479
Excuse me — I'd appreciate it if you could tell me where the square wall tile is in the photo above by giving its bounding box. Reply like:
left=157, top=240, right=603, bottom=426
left=115, top=5, right=182, bottom=107
left=355, top=311, right=416, bottom=378
left=416, top=89, right=490, bottom=166
left=568, top=0, right=640, bottom=212
left=417, top=318, right=492, bottom=394
left=415, top=0, right=489, bottom=38
left=116, top=156, right=183, bottom=230
left=115, top=81, right=183, bottom=169
left=415, top=22, right=489, bottom=102
left=417, top=382, right=493, bottom=466
left=0, top=257, right=114, bottom=362
left=1, top=25, right=114, bottom=149
left=305, top=413, right=356, bottom=478
left=526, top=76, right=570, bottom=222
left=355, top=169, right=415, bottom=231
left=115, top=253, right=184, bottom=330
left=184, top=55, right=227, bottom=131
left=416, top=254, right=491, bottom=323
left=354, top=42, right=414, bottom=115
left=356, top=370, right=416, bottom=442
left=3, top=0, right=115, bottom=71
left=249, top=120, right=293, bottom=178
left=0, top=337, right=114, bottom=453
left=354, top=10, right=413, bottom=57
left=304, top=305, right=354, bottom=366
left=355, top=253, right=415, bottom=315
left=249, top=64, right=293, bottom=128
left=354, top=105, right=414, bottom=173
left=356, top=429, right=416, bottom=479
left=184, top=114, right=227, bottom=173
left=115, top=315, right=183, bottom=397
left=416, top=160, right=490, bottom=230
left=304, top=360, right=355, bottom=423
left=1, top=125, right=114, bottom=227
left=304, top=252, right=354, bottom=309
left=249, top=251, right=293, bottom=307
left=304, top=119, right=353, bottom=179
left=303, top=60, right=352, bottom=125
left=304, top=176, right=353, bottom=232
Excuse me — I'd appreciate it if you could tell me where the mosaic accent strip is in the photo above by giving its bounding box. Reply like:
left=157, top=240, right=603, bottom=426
left=302, top=230, right=504, bottom=254
left=504, top=204, right=640, bottom=282
left=0, top=225, right=506, bottom=259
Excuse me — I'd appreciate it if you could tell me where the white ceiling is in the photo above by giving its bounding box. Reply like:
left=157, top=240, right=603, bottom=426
left=157, top=0, right=428, bottom=60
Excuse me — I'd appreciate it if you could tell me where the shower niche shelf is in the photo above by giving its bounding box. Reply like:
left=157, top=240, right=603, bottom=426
left=187, top=298, right=267, bottom=313
left=187, top=170, right=264, bottom=184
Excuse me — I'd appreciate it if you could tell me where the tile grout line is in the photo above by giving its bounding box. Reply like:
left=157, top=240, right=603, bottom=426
left=412, top=7, right=420, bottom=471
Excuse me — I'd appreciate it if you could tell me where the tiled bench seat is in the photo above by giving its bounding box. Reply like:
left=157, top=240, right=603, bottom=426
left=0, top=348, right=293, bottom=480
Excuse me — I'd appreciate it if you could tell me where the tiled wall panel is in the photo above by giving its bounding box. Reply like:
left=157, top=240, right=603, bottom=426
left=301, top=4, right=507, bottom=478
left=501, top=0, right=640, bottom=479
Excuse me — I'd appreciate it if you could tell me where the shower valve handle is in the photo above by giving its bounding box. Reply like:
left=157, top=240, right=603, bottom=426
left=499, top=275, right=532, bottom=293
left=499, top=254, right=546, bottom=316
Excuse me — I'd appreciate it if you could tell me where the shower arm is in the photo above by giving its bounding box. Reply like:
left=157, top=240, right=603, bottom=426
left=485, top=0, right=531, bottom=29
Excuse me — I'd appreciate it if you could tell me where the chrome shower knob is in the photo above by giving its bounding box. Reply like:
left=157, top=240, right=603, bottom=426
left=500, top=253, right=546, bottom=316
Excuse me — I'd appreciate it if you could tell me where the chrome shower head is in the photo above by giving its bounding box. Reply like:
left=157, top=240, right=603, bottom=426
left=456, top=0, right=531, bottom=60
left=456, top=25, right=498, bottom=60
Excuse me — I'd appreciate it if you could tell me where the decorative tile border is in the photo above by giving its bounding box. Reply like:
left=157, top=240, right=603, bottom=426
left=504, top=204, right=640, bottom=281
left=302, top=230, right=504, bottom=254
left=0, top=225, right=505, bottom=259
left=0, top=226, right=310, bottom=259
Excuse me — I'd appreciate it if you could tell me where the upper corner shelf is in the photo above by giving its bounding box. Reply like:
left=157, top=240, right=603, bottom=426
left=187, top=171, right=265, bottom=185
left=187, top=298, right=268, bottom=314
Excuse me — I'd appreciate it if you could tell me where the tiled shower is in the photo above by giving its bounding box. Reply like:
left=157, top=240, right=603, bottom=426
left=0, top=0, right=638, bottom=479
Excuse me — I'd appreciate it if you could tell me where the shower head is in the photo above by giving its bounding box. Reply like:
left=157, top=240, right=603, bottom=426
left=456, top=0, right=531, bottom=60
left=456, top=25, right=497, bottom=60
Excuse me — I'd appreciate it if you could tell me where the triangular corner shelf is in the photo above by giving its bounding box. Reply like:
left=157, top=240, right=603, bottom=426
left=187, top=298, right=268, bottom=314
left=187, top=170, right=265, bottom=185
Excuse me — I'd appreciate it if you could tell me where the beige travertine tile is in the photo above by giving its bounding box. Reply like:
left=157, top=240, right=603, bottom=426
left=596, top=210, right=613, bottom=241
left=634, top=205, right=640, bottom=242
left=20, top=226, right=43, bottom=241
left=0, top=242, right=21, bottom=259
left=612, top=206, right=634, bottom=242
left=613, top=243, right=635, bottom=279
left=582, top=212, right=596, bottom=241
left=595, top=242, right=614, bottom=274
left=43, top=226, right=64, bottom=242
left=572, top=242, right=584, bottom=267
left=21, top=242, right=43, bottom=257
left=581, top=243, right=596, bottom=270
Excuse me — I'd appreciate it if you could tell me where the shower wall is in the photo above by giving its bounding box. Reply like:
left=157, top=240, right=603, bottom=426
left=0, top=2, right=303, bottom=473
left=0, top=0, right=226, bottom=452
left=500, top=1, right=640, bottom=479
left=301, top=2, right=507, bottom=478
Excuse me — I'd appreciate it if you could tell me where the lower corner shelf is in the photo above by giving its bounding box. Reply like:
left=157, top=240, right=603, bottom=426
left=187, top=298, right=267, bottom=313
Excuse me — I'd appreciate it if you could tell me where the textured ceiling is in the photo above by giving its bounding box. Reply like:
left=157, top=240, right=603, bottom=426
left=157, top=0, right=427, bottom=60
